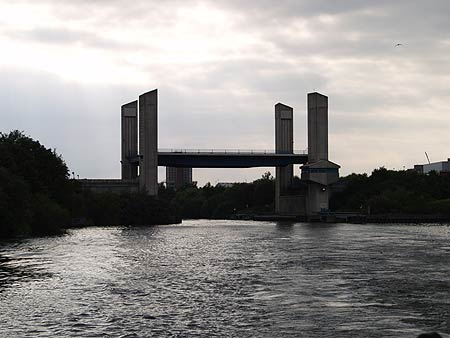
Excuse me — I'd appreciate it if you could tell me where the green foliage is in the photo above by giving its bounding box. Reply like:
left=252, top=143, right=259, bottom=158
left=0, top=130, right=72, bottom=206
left=426, top=199, right=450, bottom=216
left=211, top=200, right=236, bottom=219
left=331, top=167, right=450, bottom=215
left=30, top=194, right=70, bottom=236
left=171, top=188, right=204, bottom=219
left=120, top=193, right=174, bottom=225
left=0, top=130, right=181, bottom=238
left=200, top=194, right=223, bottom=218
left=164, top=171, right=275, bottom=219
left=84, top=192, right=121, bottom=226
left=253, top=176, right=274, bottom=206
left=0, top=167, right=32, bottom=237
left=0, top=131, right=74, bottom=238
left=79, top=191, right=176, bottom=226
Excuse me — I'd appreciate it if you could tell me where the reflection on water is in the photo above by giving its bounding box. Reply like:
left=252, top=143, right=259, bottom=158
left=1, top=221, right=450, bottom=337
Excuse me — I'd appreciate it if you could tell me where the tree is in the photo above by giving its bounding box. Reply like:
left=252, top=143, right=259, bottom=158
left=252, top=172, right=274, bottom=207
left=0, top=168, right=32, bottom=237
left=0, top=130, right=73, bottom=206
left=120, top=193, right=174, bottom=225
left=330, top=167, right=450, bottom=215
left=0, top=131, right=73, bottom=237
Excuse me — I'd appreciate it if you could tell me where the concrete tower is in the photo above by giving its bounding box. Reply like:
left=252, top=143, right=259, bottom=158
left=121, top=100, right=138, bottom=180
left=307, top=93, right=328, bottom=162
left=139, top=89, right=158, bottom=195
left=302, top=92, right=340, bottom=215
left=275, top=103, right=294, bottom=213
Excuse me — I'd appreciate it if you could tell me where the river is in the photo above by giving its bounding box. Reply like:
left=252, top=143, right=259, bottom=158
left=1, top=220, right=450, bottom=337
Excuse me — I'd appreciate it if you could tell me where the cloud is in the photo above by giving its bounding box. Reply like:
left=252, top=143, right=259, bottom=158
left=8, top=27, right=135, bottom=49
left=0, top=68, right=141, bottom=178
left=0, top=0, right=450, bottom=184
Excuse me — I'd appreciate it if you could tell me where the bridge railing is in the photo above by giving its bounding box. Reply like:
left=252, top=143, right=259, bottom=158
left=158, top=148, right=308, bottom=155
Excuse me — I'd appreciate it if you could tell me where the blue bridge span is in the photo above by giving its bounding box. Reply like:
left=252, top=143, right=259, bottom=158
left=130, top=149, right=308, bottom=168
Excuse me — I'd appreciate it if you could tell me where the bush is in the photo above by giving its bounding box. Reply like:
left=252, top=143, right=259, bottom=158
left=331, top=167, right=450, bottom=214
left=84, top=192, right=121, bottom=226
left=427, top=199, right=450, bottom=216
left=31, top=194, right=70, bottom=235
left=0, top=131, right=74, bottom=238
left=0, top=130, right=73, bottom=206
left=0, top=167, right=32, bottom=237
left=159, top=172, right=276, bottom=219
left=120, top=193, right=173, bottom=225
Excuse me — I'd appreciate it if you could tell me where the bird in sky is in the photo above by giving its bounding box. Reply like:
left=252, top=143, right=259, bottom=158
left=395, top=43, right=403, bottom=47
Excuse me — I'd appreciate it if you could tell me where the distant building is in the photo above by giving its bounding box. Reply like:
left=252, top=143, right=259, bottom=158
left=413, top=164, right=424, bottom=174
left=413, top=158, right=450, bottom=175
left=166, top=167, right=193, bottom=190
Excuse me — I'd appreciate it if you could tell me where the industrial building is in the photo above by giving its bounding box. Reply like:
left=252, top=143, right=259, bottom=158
left=414, top=159, right=450, bottom=176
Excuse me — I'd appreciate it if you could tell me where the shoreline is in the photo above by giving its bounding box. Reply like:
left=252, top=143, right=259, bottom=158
left=2, top=215, right=449, bottom=241
left=234, top=213, right=450, bottom=224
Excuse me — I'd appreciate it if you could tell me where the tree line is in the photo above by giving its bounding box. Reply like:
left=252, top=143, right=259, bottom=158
left=0, top=131, right=175, bottom=238
left=159, top=171, right=275, bottom=219
left=330, top=167, right=450, bottom=216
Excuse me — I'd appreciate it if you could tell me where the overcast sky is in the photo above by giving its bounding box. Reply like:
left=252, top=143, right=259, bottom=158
left=1, top=0, right=449, bottom=185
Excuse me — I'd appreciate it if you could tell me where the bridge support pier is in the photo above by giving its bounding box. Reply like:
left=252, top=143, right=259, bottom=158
left=121, top=100, right=138, bottom=180
left=139, top=89, right=158, bottom=195
left=275, top=103, right=294, bottom=213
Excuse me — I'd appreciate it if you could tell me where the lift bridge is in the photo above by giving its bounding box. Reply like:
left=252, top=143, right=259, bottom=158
left=82, top=89, right=340, bottom=217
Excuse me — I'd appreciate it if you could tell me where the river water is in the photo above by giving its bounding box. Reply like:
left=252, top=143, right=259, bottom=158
left=1, top=220, right=450, bottom=337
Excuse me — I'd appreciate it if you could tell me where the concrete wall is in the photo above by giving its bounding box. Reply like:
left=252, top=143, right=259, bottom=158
left=275, top=103, right=294, bottom=213
left=121, top=101, right=138, bottom=180
left=308, top=93, right=328, bottom=162
left=139, top=89, right=158, bottom=195
left=307, top=184, right=329, bottom=215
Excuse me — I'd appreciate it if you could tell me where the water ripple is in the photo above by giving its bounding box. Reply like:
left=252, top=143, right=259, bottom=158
left=1, top=221, right=450, bottom=337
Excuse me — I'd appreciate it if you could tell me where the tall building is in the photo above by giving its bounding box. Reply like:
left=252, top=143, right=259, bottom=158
left=166, top=167, right=193, bottom=190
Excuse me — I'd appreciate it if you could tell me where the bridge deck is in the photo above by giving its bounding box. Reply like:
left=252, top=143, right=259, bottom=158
left=128, top=150, right=308, bottom=168
left=155, top=151, right=308, bottom=168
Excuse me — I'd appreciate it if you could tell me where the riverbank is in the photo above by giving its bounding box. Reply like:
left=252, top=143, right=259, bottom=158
left=231, top=212, right=450, bottom=224
left=68, top=215, right=182, bottom=228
